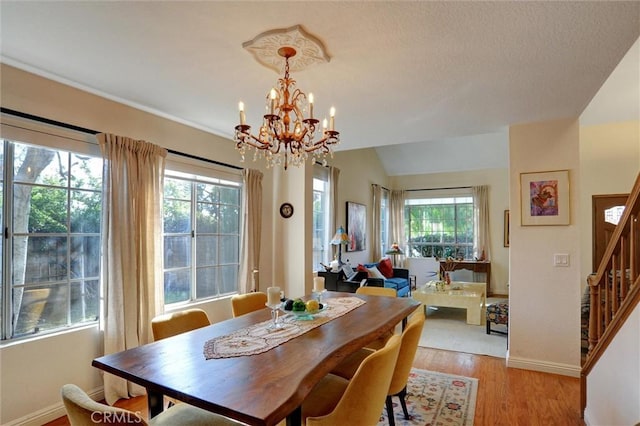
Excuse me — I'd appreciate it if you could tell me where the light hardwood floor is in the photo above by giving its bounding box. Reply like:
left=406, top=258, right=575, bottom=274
left=46, top=347, right=584, bottom=426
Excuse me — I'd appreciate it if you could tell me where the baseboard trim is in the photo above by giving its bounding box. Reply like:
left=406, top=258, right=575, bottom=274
left=5, top=387, right=104, bottom=426
left=506, top=354, right=581, bottom=378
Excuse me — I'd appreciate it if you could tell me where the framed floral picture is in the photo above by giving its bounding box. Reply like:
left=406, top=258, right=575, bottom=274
left=346, top=201, right=366, bottom=252
left=520, top=170, right=570, bottom=226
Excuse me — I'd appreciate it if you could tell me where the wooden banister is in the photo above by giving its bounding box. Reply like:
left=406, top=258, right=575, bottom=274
left=581, top=172, right=640, bottom=416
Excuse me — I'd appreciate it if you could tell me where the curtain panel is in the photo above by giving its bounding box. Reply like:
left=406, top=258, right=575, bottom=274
left=239, top=169, right=263, bottom=293
left=389, top=189, right=406, bottom=267
left=472, top=185, right=491, bottom=261
left=329, top=166, right=340, bottom=259
left=97, top=133, right=166, bottom=405
left=371, top=184, right=383, bottom=261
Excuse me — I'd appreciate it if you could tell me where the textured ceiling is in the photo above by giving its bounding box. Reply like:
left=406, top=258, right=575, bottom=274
left=1, top=1, right=638, bottom=175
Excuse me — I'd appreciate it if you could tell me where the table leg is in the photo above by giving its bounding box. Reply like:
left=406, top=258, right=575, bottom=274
left=147, top=390, right=164, bottom=418
left=286, top=406, right=302, bottom=426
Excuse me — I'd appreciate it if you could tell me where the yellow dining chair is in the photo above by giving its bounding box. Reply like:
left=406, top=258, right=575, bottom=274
left=151, top=308, right=210, bottom=341
left=230, top=291, right=268, bottom=317
left=355, top=285, right=397, bottom=349
left=301, top=334, right=401, bottom=426
left=61, top=383, right=242, bottom=426
left=330, top=310, right=426, bottom=426
left=355, top=286, right=397, bottom=297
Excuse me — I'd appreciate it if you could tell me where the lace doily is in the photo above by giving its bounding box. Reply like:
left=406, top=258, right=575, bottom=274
left=203, top=296, right=365, bottom=359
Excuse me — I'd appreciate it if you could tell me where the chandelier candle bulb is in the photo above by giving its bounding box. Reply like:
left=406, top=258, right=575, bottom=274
left=238, top=102, right=246, bottom=125
left=269, top=88, right=277, bottom=115
left=322, top=118, right=328, bottom=134
left=308, top=93, right=314, bottom=119
left=329, top=107, right=335, bottom=131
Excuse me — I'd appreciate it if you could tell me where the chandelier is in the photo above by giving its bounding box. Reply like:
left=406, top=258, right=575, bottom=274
left=234, top=46, right=340, bottom=170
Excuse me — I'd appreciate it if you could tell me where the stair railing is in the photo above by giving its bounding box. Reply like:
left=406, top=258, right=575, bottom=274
left=581, top=171, right=640, bottom=415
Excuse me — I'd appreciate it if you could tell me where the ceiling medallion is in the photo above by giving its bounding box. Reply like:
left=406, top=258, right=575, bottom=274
left=242, top=25, right=330, bottom=74
left=235, top=26, right=339, bottom=170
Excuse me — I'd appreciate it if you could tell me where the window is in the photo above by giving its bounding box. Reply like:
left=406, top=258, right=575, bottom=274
left=312, top=166, right=330, bottom=270
left=1, top=139, right=103, bottom=340
left=405, top=196, right=474, bottom=259
left=163, top=171, right=241, bottom=304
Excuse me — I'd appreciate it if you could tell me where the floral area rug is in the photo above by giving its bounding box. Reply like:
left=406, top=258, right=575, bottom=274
left=378, top=368, right=478, bottom=426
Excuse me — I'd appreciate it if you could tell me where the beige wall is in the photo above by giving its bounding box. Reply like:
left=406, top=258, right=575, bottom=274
left=390, top=168, right=510, bottom=295
left=508, top=118, right=583, bottom=375
left=0, top=63, right=274, bottom=424
left=328, top=148, right=391, bottom=266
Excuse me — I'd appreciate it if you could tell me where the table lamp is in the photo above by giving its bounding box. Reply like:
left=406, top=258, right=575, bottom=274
left=385, top=242, right=404, bottom=267
left=330, top=226, right=350, bottom=265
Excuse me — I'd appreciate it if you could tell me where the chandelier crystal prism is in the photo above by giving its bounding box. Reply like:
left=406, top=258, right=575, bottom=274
left=235, top=46, right=339, bottom=170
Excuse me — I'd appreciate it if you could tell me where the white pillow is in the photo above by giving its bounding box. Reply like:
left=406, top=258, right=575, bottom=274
left=366, top=265, right=385, bottom=279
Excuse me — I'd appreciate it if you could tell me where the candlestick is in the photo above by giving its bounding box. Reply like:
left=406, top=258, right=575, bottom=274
left=308, top=93, right=314, bottom=119
left=322, top=118, right=328, bottom=134
left=313, top=277, right=325, bottom=292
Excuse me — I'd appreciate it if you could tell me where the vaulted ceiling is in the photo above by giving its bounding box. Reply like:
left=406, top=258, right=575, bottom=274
left=1, top=1, right=638, bottom=175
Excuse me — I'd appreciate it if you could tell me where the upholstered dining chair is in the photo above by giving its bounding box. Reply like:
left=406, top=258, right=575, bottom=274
left=355, top=286, right=397, bottom=297
left=151, top=308, right=210, bottom=341
left=330, top=310, right=426, bottom=426
left=230, top=291, right=268, bottom=317
left=301, top=334, right=401, bottom=426
left=61, top=383, right=242, bottom=426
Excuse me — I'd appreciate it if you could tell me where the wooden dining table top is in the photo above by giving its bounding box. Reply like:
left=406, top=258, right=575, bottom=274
left=92, top=291, right=420, bottom=426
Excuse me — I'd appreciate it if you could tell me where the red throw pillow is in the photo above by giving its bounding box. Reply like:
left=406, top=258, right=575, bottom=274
left=378, top=258, right=394, bottom=278
left=356, top=264, right=369, bottom=276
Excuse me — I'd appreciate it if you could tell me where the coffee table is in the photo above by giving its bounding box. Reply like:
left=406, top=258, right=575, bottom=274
left=413, top=281, right=486, bottom=325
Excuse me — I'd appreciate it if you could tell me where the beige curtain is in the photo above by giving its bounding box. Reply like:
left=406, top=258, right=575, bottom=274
left=98, top=133, right=166, bottom=405
left=472, top=185, right=491, bottom=261
left=389, top=189, right=406, bottom=266
left=329, top=166, right=340, bottom=259
left=371, top=184, right=383, bottom=261
left=239, top=169, right=263, bottom=293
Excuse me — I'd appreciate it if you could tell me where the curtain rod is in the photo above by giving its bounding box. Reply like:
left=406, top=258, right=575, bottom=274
left=407, top=186, right=471, bottom=191
left=372, top=184, right=471, bottom=192
left=1, top=107, right=243, bottom=170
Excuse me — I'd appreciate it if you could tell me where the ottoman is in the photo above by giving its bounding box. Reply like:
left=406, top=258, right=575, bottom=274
left=486, top=300, right=508, bottom=335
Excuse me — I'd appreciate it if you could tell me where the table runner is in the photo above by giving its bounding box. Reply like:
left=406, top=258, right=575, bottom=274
left=203, top=296, right=365, bottom=359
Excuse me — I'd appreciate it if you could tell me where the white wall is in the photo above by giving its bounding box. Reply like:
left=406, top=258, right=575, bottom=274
left=508, top=118, right=582, bottom=376
left=584, top=304, right=640, bottom=426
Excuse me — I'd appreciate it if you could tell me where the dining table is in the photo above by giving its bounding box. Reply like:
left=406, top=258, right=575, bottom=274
left=92, top=291, right=420, bottom=426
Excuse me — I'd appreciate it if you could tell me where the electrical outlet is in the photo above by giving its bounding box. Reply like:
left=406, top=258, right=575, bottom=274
left=554, top=253, right=570, bottom=267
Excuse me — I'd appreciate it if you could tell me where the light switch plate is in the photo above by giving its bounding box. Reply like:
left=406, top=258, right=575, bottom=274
left=554, top=253, right=570, bottom=267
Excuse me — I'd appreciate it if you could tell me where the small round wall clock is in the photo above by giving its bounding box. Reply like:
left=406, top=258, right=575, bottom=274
left=279, top=202, right=294, bottom=218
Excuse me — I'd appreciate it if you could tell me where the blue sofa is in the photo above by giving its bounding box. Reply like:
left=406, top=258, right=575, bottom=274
left=362, top=262, right=411, bottom=297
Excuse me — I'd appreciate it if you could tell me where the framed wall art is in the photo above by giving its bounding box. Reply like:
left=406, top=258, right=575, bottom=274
left=346, top=201, right=366, bottom=252
left=520, top=170, right=570, bottom=226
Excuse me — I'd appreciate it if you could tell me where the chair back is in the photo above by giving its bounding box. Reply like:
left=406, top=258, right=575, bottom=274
left=355, top=286, right=396, bottom=297
left=61, top=384, right=148, bottom=425
left=151, top=308, right=210, bottom=341
left=388, top=309, right=426, bottom=395
left=307, top=334, right=402, bottom=426
left=230, top=292, right=268, bottom=317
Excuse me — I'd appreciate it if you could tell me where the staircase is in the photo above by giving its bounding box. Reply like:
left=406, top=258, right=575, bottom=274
left=580, top=172, right=640, bottom=416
